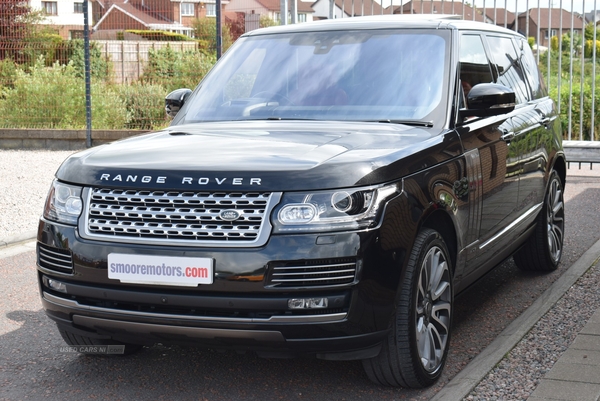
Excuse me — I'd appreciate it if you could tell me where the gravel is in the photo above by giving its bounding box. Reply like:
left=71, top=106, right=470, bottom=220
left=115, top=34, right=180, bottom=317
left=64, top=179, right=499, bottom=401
left=0, top=149, right=76, bottom=243
left=466, top=260, right=600, bottom=401
left=464, top=166, right=600, bottom=401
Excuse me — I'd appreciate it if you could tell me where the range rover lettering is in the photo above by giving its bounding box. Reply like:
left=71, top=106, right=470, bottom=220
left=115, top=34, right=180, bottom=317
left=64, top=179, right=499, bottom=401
left=37, top=15, right=565, bottom=388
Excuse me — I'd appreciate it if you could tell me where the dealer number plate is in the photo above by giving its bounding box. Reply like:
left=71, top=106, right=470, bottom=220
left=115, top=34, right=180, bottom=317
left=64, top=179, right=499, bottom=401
left=108, top=253, right=213, bottom=287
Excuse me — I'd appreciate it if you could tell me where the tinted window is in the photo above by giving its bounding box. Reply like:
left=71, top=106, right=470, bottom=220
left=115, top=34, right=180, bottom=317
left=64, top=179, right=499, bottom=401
left=486, top=35, right=530, bottom=105
left=459, top=34, right=494, bottom=102
left=519, top=38, right=547, bottom=99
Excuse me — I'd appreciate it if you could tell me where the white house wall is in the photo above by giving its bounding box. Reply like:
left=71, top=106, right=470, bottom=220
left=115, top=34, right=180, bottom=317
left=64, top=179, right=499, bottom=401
left=29, top=0, right=92, bottom=26
left=311, top=0, right=344, bottom=19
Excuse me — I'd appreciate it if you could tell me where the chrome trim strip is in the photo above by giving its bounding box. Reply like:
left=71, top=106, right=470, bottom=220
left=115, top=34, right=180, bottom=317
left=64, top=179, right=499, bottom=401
left=39, top=256, right=73, bottom=270
left=478, top=203, right=543, bottom=250
left=78, top=188, right=282, bottom=248
left=272, top=275, right=356, bottom=282
left=38, top=246, right=71, bottom=259
left=273, top=262, right=355, bottom=270
left=464, top=149, right=483, bottom=245
left=42, top=291, right=347, bottom=323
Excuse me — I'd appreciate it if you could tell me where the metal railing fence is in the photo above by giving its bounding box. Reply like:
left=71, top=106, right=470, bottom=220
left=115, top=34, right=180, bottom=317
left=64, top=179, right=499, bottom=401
left=0, top=0, right=598, bottom=142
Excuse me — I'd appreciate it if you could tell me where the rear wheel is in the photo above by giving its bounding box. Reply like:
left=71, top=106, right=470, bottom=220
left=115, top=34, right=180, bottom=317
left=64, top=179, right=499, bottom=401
left=362, top=228, right=453, bottom=388
left=58, top=327, right=142, bottom=356
left=514, top=170, right=564, bottom=272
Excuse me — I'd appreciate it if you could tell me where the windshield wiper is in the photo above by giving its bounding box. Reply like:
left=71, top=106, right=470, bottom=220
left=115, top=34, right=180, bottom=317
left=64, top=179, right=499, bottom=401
left=245, top=117, right=317, bottom=121
left=370, top=119, right=434, bottom=127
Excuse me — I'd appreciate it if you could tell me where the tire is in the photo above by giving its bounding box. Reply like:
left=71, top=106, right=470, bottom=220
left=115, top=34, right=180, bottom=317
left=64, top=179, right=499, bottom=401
left=514, top=170, right=564, bottom=272
left=59, top=327, right=142, bottom=356
left=362, top=228, right=453, bottom=388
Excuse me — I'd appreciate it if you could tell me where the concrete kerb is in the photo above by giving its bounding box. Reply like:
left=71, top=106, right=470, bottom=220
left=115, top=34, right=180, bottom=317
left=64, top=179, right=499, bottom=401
left=433, top=237, right=600, bottom=401
left=0, top=231, right=37, bottom=248
left=0, top=232, right=37, bottom=259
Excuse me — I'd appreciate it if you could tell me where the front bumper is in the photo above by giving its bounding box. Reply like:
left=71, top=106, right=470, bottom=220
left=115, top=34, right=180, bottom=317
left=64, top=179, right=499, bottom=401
left=37, top=218, right=404, bottom=359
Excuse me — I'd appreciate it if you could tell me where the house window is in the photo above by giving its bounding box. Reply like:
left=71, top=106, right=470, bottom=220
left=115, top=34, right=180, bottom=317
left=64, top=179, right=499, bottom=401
left=545, top=29, right=558, bottom=39
left=274, top=12, right=304, bottom=23
left=70, top=30, right=84, bottom=39
left=41, top=1, right=58, bottom=15
left=206, top=3, right=216, bottom=17
left=181, top=3, right=194, bottom=16
left=74, top=2, right=84, bottom=13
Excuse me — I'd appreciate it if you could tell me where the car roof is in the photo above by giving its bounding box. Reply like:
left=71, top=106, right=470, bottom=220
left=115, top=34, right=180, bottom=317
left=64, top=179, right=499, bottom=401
left=242, top=14, right=521, bottom=37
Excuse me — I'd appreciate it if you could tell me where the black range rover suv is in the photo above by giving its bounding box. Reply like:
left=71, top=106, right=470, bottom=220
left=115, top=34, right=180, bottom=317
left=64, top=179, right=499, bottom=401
left=37, top=15, right=565, bottom=388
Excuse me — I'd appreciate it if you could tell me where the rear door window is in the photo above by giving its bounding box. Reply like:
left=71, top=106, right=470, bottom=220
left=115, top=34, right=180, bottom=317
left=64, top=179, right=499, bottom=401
left=486, top=35, right=530, bottom=105
left=518, top=38, right=547, bottom=99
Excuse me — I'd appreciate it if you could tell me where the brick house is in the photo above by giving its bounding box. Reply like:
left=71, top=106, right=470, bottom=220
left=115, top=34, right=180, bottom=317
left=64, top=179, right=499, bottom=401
left=515, top=8, right=584, bottom=47
left=28, top=0, right=92, bottom=39
left=392, top=0, right=487, bottom=22
left=311, top=0, right=383, bottom=20
left=484, top=8, right=515, bottom=29
left=91, top=0, right=229, bottom=37
left=225, top=0, right=314, bottom=28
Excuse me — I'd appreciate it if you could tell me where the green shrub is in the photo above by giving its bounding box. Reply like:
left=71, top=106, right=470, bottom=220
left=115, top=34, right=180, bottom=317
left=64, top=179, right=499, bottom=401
left=0, top=58, right=19, bottom=89
left=0, top=57, right=128, bottom=129
left=125, top=30, right=192, bottom=41
left=191, top=18, right=233, bottom=54
left=141, top=45, right=215, bottom=93
left=116, top=82, right=168, bottom=130
left=66, top=39, right=111, bottom=81
left=551, top=36, right=559, bottom=52
left=260, top=16, right=278, bottom=28
left=584, top=40, right=600, bottom=58
left=21, top=33, right=64, bottom=66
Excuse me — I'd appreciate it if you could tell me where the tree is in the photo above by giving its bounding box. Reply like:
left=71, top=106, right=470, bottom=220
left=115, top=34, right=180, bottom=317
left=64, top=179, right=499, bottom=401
left=0, top=0, right=31, bottom=60
left=0, top=0, right=58, bottom=64
left=260, top=16, right=278, bottom=28
left=191, top=17, right=234, bottom=55
left=584, top=22, right=600, bottom=41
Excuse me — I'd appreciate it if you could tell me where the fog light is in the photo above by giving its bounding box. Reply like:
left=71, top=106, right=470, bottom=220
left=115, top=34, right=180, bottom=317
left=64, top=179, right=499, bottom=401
left=47, top=278, right=67, bottom=293
left=288, top=297, right=328, bottom=309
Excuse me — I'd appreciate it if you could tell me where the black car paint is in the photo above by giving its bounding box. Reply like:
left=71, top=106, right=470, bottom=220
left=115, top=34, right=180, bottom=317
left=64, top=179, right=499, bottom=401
left=37, top=19, right=566, bottom=362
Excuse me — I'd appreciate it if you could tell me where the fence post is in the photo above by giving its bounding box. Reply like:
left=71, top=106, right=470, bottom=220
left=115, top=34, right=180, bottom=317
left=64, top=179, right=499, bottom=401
left=282, top=0, right=289, bottom=24
left=83, top=0, right=92, bottom=147
left=216, top=0, right=222, bottom=59
left=121, top=41, right=125, bottom=84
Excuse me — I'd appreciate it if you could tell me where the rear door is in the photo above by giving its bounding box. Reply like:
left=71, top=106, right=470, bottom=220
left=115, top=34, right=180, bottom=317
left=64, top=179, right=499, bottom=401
left=485, top=34, right=547, bottom=219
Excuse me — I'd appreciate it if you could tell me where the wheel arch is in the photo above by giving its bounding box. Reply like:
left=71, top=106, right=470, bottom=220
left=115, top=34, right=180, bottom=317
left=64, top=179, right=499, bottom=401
left=421, top=209, right=458, bottom=274
left=552, top=153, right=567, bottom=188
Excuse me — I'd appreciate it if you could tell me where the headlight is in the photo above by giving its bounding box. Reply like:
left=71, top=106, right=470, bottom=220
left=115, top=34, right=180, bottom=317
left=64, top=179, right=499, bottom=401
left=43, top=180, right=83, bottom=225
left=272, top=183, right=399, bottom=233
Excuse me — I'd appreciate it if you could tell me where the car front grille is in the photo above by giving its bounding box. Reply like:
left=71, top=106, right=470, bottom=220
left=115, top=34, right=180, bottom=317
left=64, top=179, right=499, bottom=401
left=267, top=258, right=358, bottom=288
left=82, top=188, right=279, bottom=247
left=37, top=243, right=73, bottom=273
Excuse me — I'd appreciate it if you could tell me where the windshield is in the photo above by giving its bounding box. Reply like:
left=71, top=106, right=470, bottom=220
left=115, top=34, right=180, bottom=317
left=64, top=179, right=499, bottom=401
left=176, top=29, right=451, bottom=125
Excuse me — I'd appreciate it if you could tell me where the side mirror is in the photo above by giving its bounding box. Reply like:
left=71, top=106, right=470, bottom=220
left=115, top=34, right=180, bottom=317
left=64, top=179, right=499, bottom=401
left=165, top=88, right=192, bottom=118
left=459, top=83, right=515, bottom=120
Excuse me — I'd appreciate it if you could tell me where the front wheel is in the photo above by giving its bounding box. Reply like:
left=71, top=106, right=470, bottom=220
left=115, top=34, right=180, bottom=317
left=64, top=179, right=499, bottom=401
left=362, top=228, right=453, bottom=388
left=513, top=170, right=564, bottom=272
